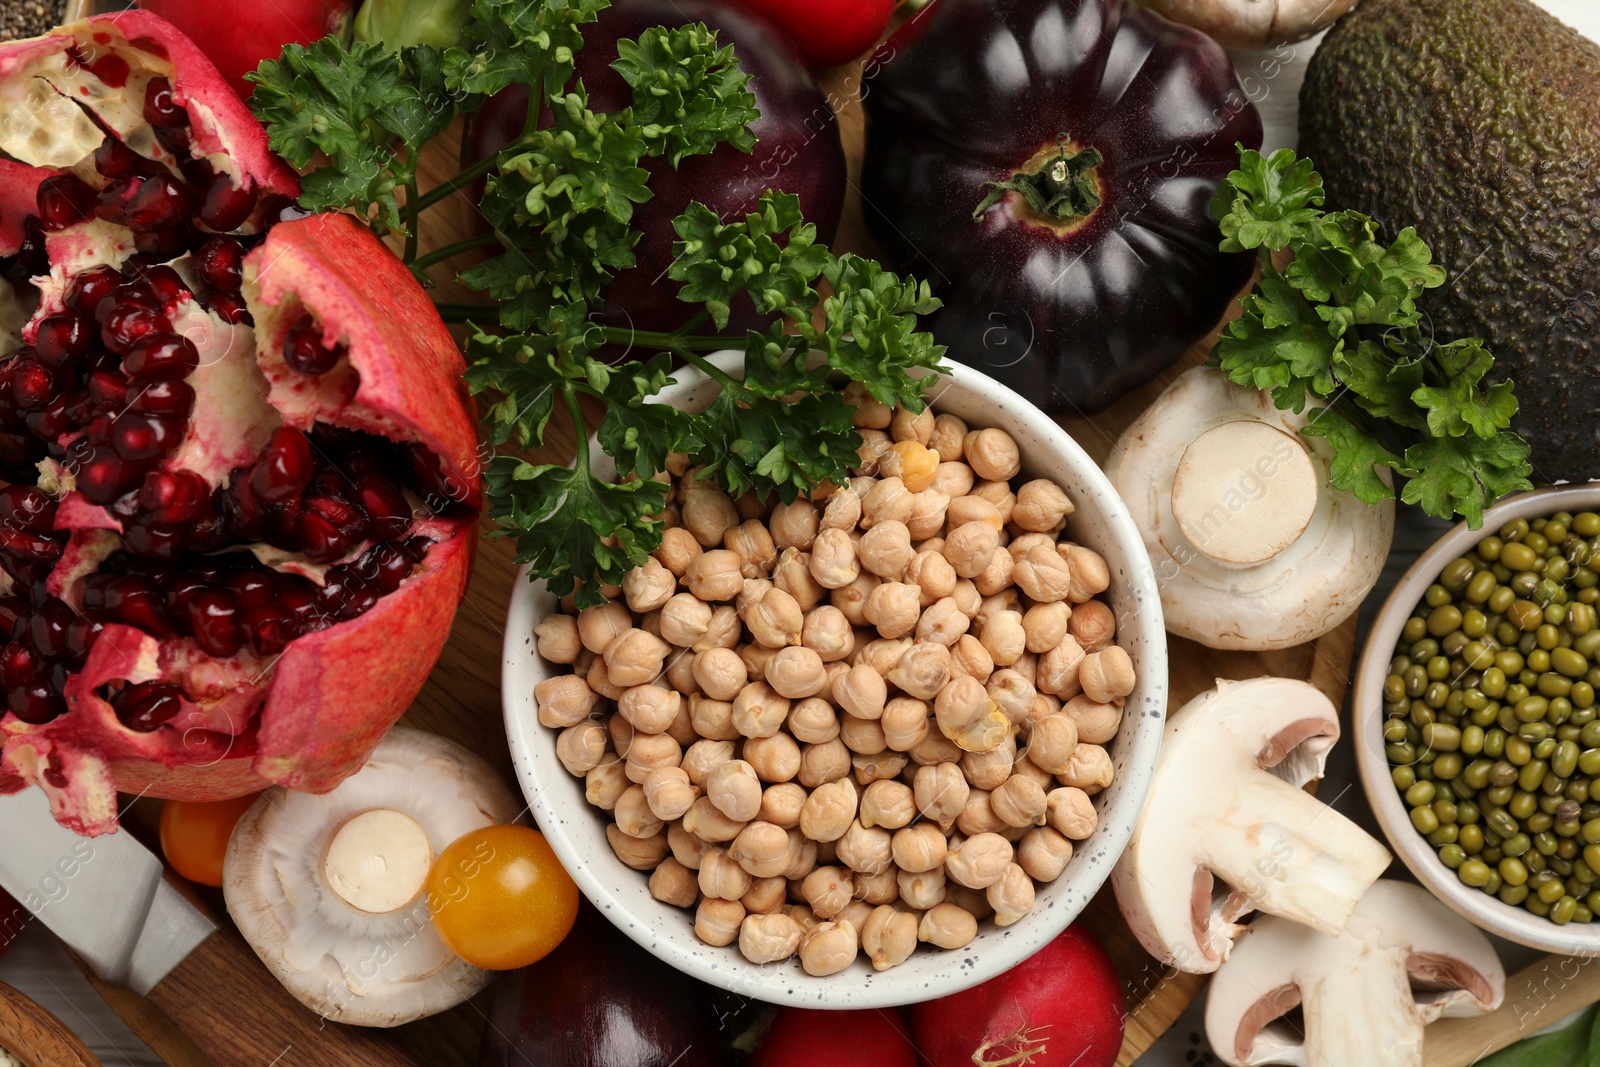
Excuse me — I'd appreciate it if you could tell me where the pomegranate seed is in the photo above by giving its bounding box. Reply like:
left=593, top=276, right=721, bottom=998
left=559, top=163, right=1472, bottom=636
left=95, top=175, right=142, bottom=226
left=35, top=174, right=95, bottom=231
left=129, top=379, right=195, bottom=418
left=0, top=485, right=57, bottom=534
left=93, top=137, right=147, bottom=179
left=297, top=496, right=368, bottom=563
left=64, top=613, right=108, bottom=667
left=250, top=426, right=313, bottom=503
left=132, top=264, right=188, bottom=303
left=9, top=682, right=64, bottom=724
left=241, top=604, right=296, bottom=656
left=179, top=156, right=215, bottom=190
left=104, top=575, right=173, bottom=636
left=28, top=601, right=72, bottom=659
left=163, top=573, right=210, bottom=617
left=115, top=682, right=183, bottom=732
left=187, top=510, right=230, bottom=555
left=0, top=526, right=62, bottom=565
left=198, top=174, right=256, bottom=232
left=0, top=641, right=41, bottom=689
left=102, top=304, right=167, bottom=355
left=34, top=314, right=92, bottom=369
left=153, top=124, right=190, bottom=156
left=124, top=175, right=196, bottom=234
left=123, top=520, right=187, bottom=560
left=75, top=447, right=129, bottom=504
left=24, top=396, right=70, bottom=442
left=400, top=441, right=468, bottom=507
left=352, top=475, right=411, bottom=541
left=315, top=566, right=360, bottom=614
left=2, top=218, right=47, bottom=286
left=0, top=596, right=26, bottom=636
left=10, top=360, right=59, bottom=411
left=282, top=314, right=341, bottom=375
left=202, top=292, right=252, bottom=325
left=122, top=333, right=198, bottom=380
left=142, top=77, right=186, bottom=127
left=355, top=542, right=414, bottom=594
left=95, top=283, right=158, bottom=322
left=66, top=266, right=123, bottom=313
left=88, top=371, right=130, bottom=413
left=224, top=570, right=276, bottom=610
left=138, top=470, right=207, bottom=521
left=111, top=411, right=182, bottom=462
left=182, top=589, right=241, bottom=657
left=260, top=194, right=313, bottom=226
left=277, top=577, right=320, bottom=621
left=194, top=235, right=245, bottom=293
left=133, top=224, right=189, bottom=259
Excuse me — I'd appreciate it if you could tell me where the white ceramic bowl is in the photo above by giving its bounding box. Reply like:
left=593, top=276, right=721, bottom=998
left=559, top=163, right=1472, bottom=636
left=1355, top=486, right=1600, bottom=953
left=503, top=351, right=1168, bottom=1007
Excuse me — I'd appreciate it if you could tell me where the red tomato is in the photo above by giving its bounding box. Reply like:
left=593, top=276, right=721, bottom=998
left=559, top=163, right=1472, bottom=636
left=908, top=925, right=1125, bottom=1067
left=752, top=1006, right=917, bottom=1067
left=721, top=0, right=895, bottom=68
left=159, top=793, right=261, bottom=887
left=138, top=0, right=355, bottom=100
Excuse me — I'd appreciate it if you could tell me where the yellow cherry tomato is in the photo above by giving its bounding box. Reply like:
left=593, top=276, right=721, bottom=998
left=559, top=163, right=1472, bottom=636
left=159, top=793, right=261, bottom=887
left=428, top=824, right=579, bottom=970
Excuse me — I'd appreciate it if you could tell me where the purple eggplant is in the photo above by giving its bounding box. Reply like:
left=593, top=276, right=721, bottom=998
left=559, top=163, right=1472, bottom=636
left=463, top=0, right=847, bottom=343
left=860, top=0, right=1262, bottom=413
left=479, top=905, right=732, bottom=1067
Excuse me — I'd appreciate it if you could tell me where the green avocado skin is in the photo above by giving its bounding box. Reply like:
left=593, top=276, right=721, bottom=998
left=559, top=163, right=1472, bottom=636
left=1299, top=0, right=1600, bottom=483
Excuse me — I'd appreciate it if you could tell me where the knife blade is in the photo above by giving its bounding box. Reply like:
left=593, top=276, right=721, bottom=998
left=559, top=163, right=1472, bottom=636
left=0, top=788, right=427, bottom=1067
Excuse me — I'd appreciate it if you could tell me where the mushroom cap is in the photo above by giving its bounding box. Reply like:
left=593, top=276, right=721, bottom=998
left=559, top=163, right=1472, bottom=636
left=224, top=727, right=522, bottom=1027
left=1137, top=0, right=1360, bottom=48
left=1111, top=678, right=1390, bottom=973
left=1205, top=880, right=1505, bottom=1066
left=1107, top=367, right=1393, bottom=651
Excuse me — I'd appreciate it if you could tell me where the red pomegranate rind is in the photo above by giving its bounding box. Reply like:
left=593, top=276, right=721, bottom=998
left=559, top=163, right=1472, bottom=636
left=246, top=214, right=481, bottom=504
left=0, top=162, right=46, bottom=254
left=0, top=15, right=298, bottom=200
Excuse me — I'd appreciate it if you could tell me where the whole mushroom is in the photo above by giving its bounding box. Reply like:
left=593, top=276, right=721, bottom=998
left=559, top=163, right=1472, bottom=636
left=1136, top=0, right=1360, bottom=48
left=1112, top=677, right=1390, bottom=973
left=1205, top=880, right=1505, bottom=1067
left=1107, top=367, right=1392, bottom=651
left=224, top=728, right=522, bottom=1026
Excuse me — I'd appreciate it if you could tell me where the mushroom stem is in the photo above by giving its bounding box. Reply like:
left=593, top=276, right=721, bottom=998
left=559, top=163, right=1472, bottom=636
left=1170, top=419, right=1319, bottom=565
left=323, top=808, right=433, bottom=915
left=1300, top=955, right=1422, bottom=1067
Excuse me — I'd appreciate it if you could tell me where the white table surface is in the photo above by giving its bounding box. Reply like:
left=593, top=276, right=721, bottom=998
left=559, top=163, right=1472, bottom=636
left=5, top=3, right=1600, bottom=1063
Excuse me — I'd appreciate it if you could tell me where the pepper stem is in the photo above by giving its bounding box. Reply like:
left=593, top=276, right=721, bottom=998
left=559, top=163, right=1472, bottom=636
left=973, top=135, right=1104, bottom=223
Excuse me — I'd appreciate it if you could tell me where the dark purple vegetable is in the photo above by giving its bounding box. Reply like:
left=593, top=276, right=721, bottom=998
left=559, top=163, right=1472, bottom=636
left=479, top=904, right=732, bottom=1067
left=463, top=0, right=847, bottom=342
left=860, top=0, right=1263, bottom=413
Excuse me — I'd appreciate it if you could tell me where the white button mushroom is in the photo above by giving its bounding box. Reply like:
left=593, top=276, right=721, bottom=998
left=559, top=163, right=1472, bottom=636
left=1107, top=366, right=1393, bottom=651
left=224, top=728, right=522, bottom=1026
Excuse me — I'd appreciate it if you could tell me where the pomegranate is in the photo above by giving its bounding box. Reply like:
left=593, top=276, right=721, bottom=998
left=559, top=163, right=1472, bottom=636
left=138, top=0, right=356, bottom=101
left=0, top=14, right=480, bottom=836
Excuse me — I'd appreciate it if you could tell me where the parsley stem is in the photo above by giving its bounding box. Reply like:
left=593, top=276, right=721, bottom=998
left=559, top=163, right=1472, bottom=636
left=599, top=327, right=730, bottom=352
left=434, top=302, right=499, bottom=323
left=674, top=309, right=711, bottom=337
left=563, top=385, right=590, bottom=477
left=677, top=348, right=744, bottom=392
left=403, top=176, right=420, bottom=264
left=413, top=235, right=503, bottom=271
left=414, top=148, right=525, bottom=214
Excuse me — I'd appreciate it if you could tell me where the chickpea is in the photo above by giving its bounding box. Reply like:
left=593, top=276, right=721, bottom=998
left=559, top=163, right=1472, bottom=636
left=831, top=572, right=881, bottom=626
left=861, top=477, right=915, bottom=529
left=737, top=913, right=802, bottom=964
left=731, top=680, right=791, bottom=738
left=641, top=765, right=697, bottom=821
left=695, top=896, right=746, bottom=947
left=534, top=613, right=582, bottom=664
left=1008, top=532, right=1055, bottom=562
left=951, top=580, right=983, bottom=618
left=887, top=439, right=941, bottom=494
left=648, top=856, right=699, bottom=908
left=585, top=757, right=630, bottom=810
left=705, top=759, right=762, bottom=822
left=608, top=710, right=636, bottom=759
left=906, top=549, right=957, bottom=607
left=858, top=780, right=916, bottom=829
left=614, top=784, right=664, bottom=838
left=1060, top=544, right=1110, bottom=603
left=886, top=645, right=950, bottom=709
left=986, top=862, right=1035, bottom=927
left=948, top=495, right=1004, bottom=532
left=971, top=545, right=1016, bottom=599
left=698, top=606, right=744, bottom=653
left=839, top=714, right=888, bottom=756
left=919, top=903, right=978, bottom=950
left=681, top=738, right=735, bottom=786
left=946, top=884, right=995, bottom=922
left=798, top=920, right=858, bottom=976
left=725, top=519, right=777, bottom=579
left=1061, top=694, right=1121, bottom=746
left=738, top=587, right=799, bottom=651
left=679, top=693, right=733, bottom=740
left=956, top=789, right=1006, bottom=835
left=991, top=774, right=1048, bottom=828
left=1012, top=652, right=1038, bottom=687
left=961, top=734, right=1016, bottom=790
left=1012, top=479, right=1074, bottom=532
left=864, top=581, right=921, bottom=639
left=852, top=751, right=907, bottom=785
left=787, top=696, right=840, bottom=744
left=801, top=865, right=854, bottom=919
left=898, top=865, right=947, bottom=910
left=782, top=829, right=820, bottom=881
left=846, top=380, right=894, bottom=429
left=740, top=732, right=797, bottom=783
left=857, top=906, right=916, bottom=972
left=978, top=610, right=1027, bottom=669
left=553, top=720, right=606, bottom=777
left=535, top=674, right=600, bottom=729
left=856, top=636, right=911, bottom=677
left=835, top=820, right=893, bottom=876
left=766, top=646, right=829, bottom=699
left=954, top=428, right=1018, bottom=482
left=681, top=482, right=739, bottom=547
left=910, top=732, right=965, bottom=766
left=800, top=777, right=858, bottom=842
left=625, top=731, right=683, bottom=785
left=681, top=550, right=741, bottom=602
left=858, top=520, right=914, bottom=580
left=820, top=664, right=877, bottom=722
left=769, top=499, right=820, bottom=551
left=903, top=490, right=949, bottom=542
left=1036, top=787, right=1097, bottom=844
left=1079, top=646, right=1135, bottom=705
left=914, top=762, right=970, bottom=831
left=930, top=460, right=976, bottom=499
left=577, top=601, right=633, bottom=655
left=699, top=847, right=754, bottom=899
left=619, top=558, right=672, bottom=615
left=821, top=488, right=863, bottom=534
left=944, top=520, right=1000, bottom=579
left=945, top=832, right=1013, bottom=889
left=935, top=674, right=1010, bottom=753
left=728, top=821, right=790, bottom=879
left=1027, top=711, right=1082, bottom=774
left=683, top=796, right=746, bottom=843
left=684, top=647, right=743, bottom=702
left=760, top=782, right=808, bottom=828
left=881, top=697, right=931, bottom=751
left=1059, top=743, right=1114, bottom=794
left=1013, top=826, right=1071, bottom=883
left=799, top=738, right=852, bottom=787
left=923, top=412, right=964, bottom=461
left=986, top=670, right=1037, bottom=729
left=743, top=875, right=787, bottom=914
left=1066, top=600, right=1115, bottom=653
left=610, top=685, right=674, bottom=736
left=608, top=823, right=669, bottom=870
left=773, top=547, right=826, bottom=613
left=887, top=403, right=934, bottom=445
left=854, top=431, right=892, bottom=476
left=1036, top=636, right=1086, bottom=699
left=668, top=822, right=709, bottom=870
left=586, top=656, right=627, bottom=701
left=793, top=605, right=849, bottom=663
left=808, top=527, right=862, bottom=590
left=645, top=524, right=695, bottom=575
left=1021, top=602, right=1070, bottom=655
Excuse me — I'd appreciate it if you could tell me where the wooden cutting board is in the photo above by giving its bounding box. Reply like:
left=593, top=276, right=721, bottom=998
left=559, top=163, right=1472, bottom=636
left=88, top=60, right=1362, bottom=1067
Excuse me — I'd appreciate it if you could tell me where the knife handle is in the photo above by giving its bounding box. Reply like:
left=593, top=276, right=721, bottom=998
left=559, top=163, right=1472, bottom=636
left=146, top=924, right=429, bottom=1067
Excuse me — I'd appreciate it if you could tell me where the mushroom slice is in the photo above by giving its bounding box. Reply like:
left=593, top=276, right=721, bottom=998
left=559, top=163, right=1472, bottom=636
left=1205, top=880, right=1505, bottom=1066
left=1111, top=677, right=1391, bottom=973
left=1107, top=366, right=1393, bottom=651
left=224, top=727, right=522, bottom=1026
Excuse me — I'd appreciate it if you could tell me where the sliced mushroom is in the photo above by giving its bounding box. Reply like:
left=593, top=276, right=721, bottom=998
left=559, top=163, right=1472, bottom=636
left=1205, top=880, right=1505, bottom=1066
left=224, top=727, right=522, bottom=1026
left=1107, top=367, right=1393, bottom=651
left=1111, top=677, right=1391, bottom=973
left=1139, top=0, right=1360, bottom=48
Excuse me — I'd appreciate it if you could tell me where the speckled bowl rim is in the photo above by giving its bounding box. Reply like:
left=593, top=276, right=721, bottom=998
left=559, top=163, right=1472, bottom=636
left=1354, top=485, right=1600, bottom=954
left=503, top=351, right=1168, bottom=1007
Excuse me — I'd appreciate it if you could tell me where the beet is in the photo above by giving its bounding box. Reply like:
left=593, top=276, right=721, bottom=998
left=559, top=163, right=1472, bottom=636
left=463, top=0, right=847, bottom=346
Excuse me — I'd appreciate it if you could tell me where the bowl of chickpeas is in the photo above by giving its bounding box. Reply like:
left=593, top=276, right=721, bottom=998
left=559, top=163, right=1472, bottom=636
left=1355, top=485, right=1600, bottom=954
left=503, top=350, right=1168, bottom=1006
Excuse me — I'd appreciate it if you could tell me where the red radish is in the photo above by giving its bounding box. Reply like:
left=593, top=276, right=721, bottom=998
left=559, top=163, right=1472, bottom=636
left=753, top=1007, right=917, bottom=1067
left=138, top=0, right=355, bottom=100
left=908, top=926, right=1125, bottom=1067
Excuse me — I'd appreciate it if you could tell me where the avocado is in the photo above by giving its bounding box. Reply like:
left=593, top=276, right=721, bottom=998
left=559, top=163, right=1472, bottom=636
left=1299, top=0, right=1600, bottom=483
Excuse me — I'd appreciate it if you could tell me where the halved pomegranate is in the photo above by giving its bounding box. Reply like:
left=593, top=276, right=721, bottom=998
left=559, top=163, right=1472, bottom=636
left=0, top=14, right=480, bottom=836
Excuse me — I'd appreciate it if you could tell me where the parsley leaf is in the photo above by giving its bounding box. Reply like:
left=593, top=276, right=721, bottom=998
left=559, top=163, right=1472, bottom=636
left=1400, top=433, right=1535, bottom=530
left=442, top=0, right=607, bottom=97
left=669, top=192, right=831, bottom=329
left=1214, top=146, right=1325, bottom=253
left=1300, top=407, right=1403, bottom=504
left=612, top=24, right=759, bottom=165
